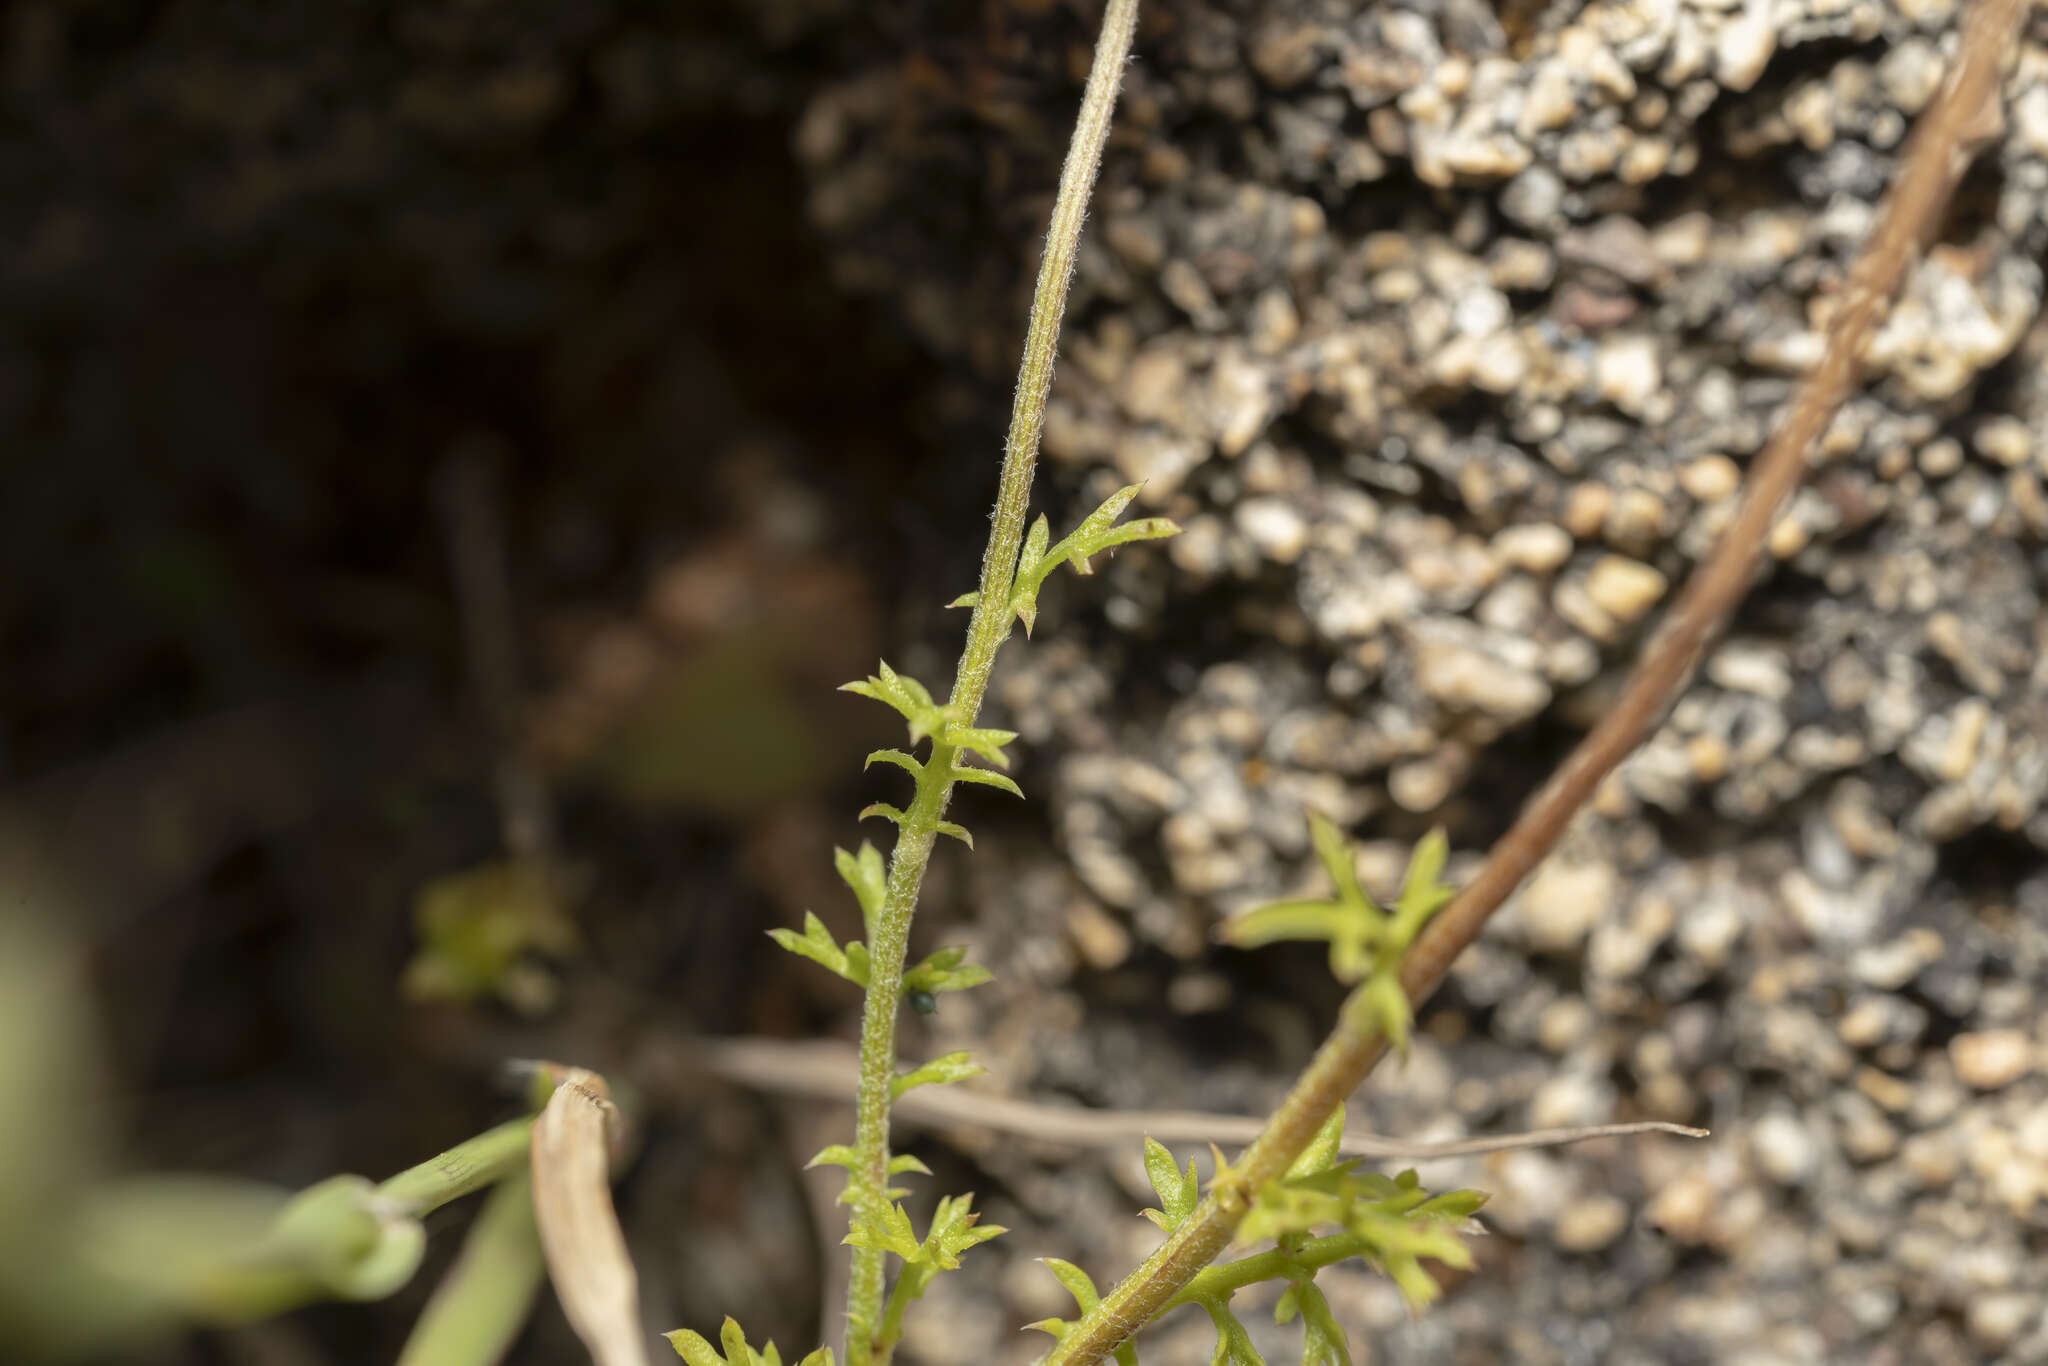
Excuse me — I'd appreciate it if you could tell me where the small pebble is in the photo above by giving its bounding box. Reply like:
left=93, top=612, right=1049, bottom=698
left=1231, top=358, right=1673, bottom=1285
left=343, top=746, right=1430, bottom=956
left=1951, top=1030, right=2034, bottom=1090
left=1555, top=1194, right=1631, bottom=1252
left=1584, top=555, right=1669, bottom=624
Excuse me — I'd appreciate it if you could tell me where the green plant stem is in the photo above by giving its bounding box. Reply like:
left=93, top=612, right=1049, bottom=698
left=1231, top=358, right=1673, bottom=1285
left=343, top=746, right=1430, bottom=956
left=1161, top=1232, right=1372, bottom=1313
left=377, top=1117, right=535, bottom=1218
left=1035, top=0, right=2025, bottom=1354
left=841, top=2, right=1142, bottom=1361
left=396, top=1172, right=544, bottom=1366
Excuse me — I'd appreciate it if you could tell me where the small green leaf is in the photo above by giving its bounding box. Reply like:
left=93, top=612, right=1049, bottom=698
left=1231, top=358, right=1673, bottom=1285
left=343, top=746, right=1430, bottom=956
left=948, top=592, right=979, bottom=609
left=865, top=749, right=927, bottom=781
left=902, top=946, right=993, bottom=998
left=858, top=803, right=907, bottom=828
left=1359, top=973, right=1412, bottom=1057
left=805, top=1144, right=857, bottom=1170
left=936, top=821, right=974, bottom=848
left=1017, top=514, right=1051, bottom=585
left=1042, top=1258, right=1102, bottom=1312
left=946, top=724, right=1017, bottom=769
left=1414, top=1187, right=1488, bottom=1220
left=1306, top=811, right=1369, bottom=911
left=833, top=843, right=887, bottom=934
left=951, top=763, right=1024, bottom=799
left=1198, top=1297, right=1267, bottom=1366
left=665, top=1318, right=824, bottom=1366
left=889, top=1154, right=933, bottom=1178
left=1141, top=1138, right=1202, bottom=1231
left=997, top=486, right=1178, bottom=635
left=841, top=662, right=945, bottom=743
left=891, top=1051, right=984, bottom=1098
left=666, top=1328, right=721, bottom=1365
left=1219, top=900, right=1364, bottom=951
left=1279, top=1281, right=1351, bottom=1366
left=1290, top=1107, right=1345, bottom=1180
left=767, top=912, right=867, bottom=986
left=1391, top=827, right=1454, bottom=945
left=1033, top=1258, right=1139, bottom=1366
left=910, top=1192, right=1005, bottom=1271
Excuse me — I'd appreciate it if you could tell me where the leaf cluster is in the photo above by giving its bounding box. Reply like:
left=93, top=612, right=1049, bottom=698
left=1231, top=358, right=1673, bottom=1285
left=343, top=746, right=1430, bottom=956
left=1109, top=1110, right=1487, bottom=1365
left=1219, top=818, right=1454, bottom=1055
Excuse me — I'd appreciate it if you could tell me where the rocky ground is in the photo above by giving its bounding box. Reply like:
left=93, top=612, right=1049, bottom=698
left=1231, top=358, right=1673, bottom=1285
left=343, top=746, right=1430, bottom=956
left=783, top=1, right=2048, bottom=1362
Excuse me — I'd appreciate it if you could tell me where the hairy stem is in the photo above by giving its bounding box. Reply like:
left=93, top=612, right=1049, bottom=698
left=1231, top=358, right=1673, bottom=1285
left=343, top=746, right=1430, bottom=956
left=1040, top=0, right=2023, bottom=1358
left=841, top=2, right=1142, bottom=1361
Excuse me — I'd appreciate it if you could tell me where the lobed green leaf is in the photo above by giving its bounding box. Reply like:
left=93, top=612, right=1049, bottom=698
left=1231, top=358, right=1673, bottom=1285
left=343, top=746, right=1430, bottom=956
left=841, top=662, right=945, bottom=744
left=767, top=912, right=867, bottom=987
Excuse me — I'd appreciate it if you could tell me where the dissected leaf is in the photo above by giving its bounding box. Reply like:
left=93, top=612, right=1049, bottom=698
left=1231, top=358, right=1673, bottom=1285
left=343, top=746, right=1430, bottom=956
left=996, top=485, right=1179, bottom=635
left=909, top=1193, right=1005, bottom=1271
left=766, top=912, right=867, bottom=987
left=840, top=663, right=945, bottom=744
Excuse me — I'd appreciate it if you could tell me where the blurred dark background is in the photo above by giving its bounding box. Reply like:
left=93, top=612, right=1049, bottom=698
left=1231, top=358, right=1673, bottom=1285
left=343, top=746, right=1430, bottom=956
left=0, top=0, right=1099, bottom=1359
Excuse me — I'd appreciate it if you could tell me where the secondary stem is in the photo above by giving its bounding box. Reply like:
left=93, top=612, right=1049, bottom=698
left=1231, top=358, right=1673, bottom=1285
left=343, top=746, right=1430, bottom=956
left=377, top=1116, right=535, bottom=1217
left=1040, top=0, right=2024, bottom=1357
left=841, top=2, right=1142, bottom=1361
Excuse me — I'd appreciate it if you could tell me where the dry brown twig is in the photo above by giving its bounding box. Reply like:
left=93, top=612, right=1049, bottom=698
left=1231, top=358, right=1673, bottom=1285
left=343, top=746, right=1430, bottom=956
left=1042, top=0, right=2032, bottom=1359
left=671, top=1036, right=1705, bottom=1159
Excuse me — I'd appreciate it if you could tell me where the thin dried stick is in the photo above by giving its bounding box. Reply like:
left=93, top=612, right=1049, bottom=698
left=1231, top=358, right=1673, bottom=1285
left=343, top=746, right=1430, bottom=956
left=1043, top=1, right=2026, bottom=1359
left=677, top=1036, right=1704, bottom=1159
